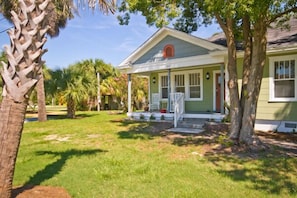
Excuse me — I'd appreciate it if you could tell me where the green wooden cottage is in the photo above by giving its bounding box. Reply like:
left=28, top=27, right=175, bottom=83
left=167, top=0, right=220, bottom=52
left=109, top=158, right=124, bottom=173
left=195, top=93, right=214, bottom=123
left=118, top=19, right=297, bottom=132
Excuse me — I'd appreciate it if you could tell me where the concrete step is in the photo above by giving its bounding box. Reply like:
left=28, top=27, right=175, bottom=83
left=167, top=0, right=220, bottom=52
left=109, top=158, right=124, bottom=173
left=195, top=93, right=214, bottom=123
left=177, top=118, right=208, bottom=129
left=177, top=122, right=204, bottom=129
left=167, top=118, right=208, bottom=134
left=166, top=127, right=204, bottom=134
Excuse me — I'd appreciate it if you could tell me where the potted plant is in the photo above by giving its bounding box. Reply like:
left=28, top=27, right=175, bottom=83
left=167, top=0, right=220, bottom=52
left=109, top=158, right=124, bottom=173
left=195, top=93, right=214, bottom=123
left=160, top=109, right=166, bottom=113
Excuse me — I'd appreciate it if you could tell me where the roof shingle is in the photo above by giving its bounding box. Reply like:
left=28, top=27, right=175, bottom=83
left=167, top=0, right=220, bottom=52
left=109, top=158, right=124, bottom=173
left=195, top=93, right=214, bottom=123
left=207, top=18, right=297, bottom=49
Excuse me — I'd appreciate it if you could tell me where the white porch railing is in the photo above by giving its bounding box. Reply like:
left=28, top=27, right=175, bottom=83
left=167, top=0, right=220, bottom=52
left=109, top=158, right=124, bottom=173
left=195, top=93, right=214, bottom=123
left=170, top=93, right=184, bottom=128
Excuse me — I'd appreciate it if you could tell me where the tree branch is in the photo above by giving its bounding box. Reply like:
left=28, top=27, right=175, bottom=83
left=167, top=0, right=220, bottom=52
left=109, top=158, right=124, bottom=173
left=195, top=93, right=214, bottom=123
left=268, top=7, right=297, bottom=24
left=214, top=12, right=228, bottom=34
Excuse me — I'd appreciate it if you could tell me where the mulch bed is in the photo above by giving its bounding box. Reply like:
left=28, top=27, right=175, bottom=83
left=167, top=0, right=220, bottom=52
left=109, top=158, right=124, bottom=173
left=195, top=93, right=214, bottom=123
left=12, top=185, right=71, bottom=198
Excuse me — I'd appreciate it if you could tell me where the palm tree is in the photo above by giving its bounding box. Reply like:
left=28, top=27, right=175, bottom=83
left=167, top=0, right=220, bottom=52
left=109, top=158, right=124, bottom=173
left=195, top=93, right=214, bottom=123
left=45, top=69, right=64, bottom=106
left=36, top=65, right=51, bottom=121
left=0, top=0, right=116, bottom=197
left=56, top=59, right=116, bottom=117
left=60, top=65, right=92, bottom=118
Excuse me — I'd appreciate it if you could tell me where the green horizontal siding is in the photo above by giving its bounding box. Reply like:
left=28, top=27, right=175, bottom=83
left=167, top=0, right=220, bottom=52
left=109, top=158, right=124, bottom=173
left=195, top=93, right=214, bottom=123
left=237, top=54, right=297, bottom=121
left=149, top=66, right=221, bottom=112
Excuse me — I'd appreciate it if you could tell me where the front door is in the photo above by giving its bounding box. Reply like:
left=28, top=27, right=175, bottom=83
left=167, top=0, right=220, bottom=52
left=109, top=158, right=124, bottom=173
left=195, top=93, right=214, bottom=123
left=215, top=73, right=223, bottom=112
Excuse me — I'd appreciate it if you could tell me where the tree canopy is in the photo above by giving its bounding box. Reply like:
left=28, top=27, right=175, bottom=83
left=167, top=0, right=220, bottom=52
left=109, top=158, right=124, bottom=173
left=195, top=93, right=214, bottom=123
left=118, top=0, right=297, bottom=34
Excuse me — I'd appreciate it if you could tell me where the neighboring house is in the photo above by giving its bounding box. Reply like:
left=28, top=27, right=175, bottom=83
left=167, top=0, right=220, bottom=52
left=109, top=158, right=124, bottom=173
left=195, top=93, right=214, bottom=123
left=118, top=19, right=297, bottom=132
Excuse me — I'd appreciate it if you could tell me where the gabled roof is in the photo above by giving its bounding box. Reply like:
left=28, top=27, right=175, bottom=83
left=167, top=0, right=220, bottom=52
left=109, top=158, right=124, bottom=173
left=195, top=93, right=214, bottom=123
left=119, top=26, right=227, bottom=67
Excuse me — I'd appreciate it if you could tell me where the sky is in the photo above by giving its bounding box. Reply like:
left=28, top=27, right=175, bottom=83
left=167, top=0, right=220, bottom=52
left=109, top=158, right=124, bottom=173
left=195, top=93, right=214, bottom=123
left=0, top=10, right=221, bottom=70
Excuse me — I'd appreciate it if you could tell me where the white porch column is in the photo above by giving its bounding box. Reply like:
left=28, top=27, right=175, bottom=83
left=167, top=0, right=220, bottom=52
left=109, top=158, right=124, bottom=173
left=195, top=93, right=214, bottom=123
left=167, top=69, right=171, bottom=112
left=220, top=64, right=225, bottom=114
left=128, top=74, right=132, bottom=113
left=97, top=72, right=101, bottom=112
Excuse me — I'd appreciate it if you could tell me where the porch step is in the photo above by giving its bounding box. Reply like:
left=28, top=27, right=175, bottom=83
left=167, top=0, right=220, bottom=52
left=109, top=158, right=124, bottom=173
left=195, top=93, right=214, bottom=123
left=166, top=118, right=207, bottom=134
left=166, top=127, right=204, bottom=134
left=177, top=118, right=208, bottom=129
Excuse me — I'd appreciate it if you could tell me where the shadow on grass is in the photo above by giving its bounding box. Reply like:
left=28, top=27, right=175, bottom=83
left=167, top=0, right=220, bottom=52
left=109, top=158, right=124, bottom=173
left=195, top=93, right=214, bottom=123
left=25, top=113, right=97, bottom=122
left=115, top=120, right=297, bottom=195
left=117, top=123, right=157, bottom=140
left=168, top=130, right=227, bottom=146
left=114, top=119, right=225, bottom=145
left=165, top=127, right=297, bottom=195
left=12, top=148, right=106, bottom=197
left=205, top=152, right=297, bottom=196
left=116, top=120, right=173, bottom=140
left=48, top=113, right=96, bottom=120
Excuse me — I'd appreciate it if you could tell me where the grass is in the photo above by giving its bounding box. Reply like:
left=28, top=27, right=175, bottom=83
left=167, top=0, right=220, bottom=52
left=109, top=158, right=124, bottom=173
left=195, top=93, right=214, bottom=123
left=13, top=109, right=297, bottom=197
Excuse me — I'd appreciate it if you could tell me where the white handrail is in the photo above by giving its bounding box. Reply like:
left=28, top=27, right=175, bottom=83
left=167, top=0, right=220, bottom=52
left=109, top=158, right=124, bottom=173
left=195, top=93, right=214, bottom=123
left=171, top=93, right=184, bottom=128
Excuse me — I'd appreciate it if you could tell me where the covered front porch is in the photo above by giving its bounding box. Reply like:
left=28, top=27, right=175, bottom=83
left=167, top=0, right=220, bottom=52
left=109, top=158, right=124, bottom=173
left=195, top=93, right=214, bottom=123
left=125, top=62, right=227, bottom=127
left=127, top=91, right=225, bottom=129
left=118, top=27, right=229, bottom=128
left=125, top=63, right=227, bottom=127
left=127, top=111, right=225, bottom=122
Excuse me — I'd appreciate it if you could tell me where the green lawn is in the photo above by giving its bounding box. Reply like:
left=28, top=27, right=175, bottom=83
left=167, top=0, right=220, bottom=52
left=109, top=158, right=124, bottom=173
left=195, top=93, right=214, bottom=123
left=14, top=110, right=297, bottom=198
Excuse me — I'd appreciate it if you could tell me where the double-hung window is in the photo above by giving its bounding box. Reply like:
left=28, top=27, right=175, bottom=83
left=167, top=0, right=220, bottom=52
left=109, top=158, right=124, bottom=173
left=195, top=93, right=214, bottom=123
left=189, top=73, right=201, bottom=99
left=160, top=75, right=168, bottom=99
left=159, top=70, right=202, bottom=101
left=270, top=55, right=297, bottom=101
left=174, top=74, right=185, bottom=93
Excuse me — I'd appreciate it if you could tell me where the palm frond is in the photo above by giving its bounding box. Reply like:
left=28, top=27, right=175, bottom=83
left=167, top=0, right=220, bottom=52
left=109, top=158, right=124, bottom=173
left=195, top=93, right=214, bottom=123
left=75, top=0, right=116, bottom=14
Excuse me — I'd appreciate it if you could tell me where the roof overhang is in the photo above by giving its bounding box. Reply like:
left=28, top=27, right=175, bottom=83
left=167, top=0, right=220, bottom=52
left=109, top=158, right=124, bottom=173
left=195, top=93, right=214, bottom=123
left=235, top=45, right=297, bottom=58
left=267, top=45, right=297, bottom=55
left=122, top=54, right=225, bottom=74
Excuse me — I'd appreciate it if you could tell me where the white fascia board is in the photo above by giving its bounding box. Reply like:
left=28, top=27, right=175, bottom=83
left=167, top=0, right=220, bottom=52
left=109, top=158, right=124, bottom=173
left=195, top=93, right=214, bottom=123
left=235, top=46, right=297, bottom=58
left=118, top=28, right=169, bottom=67
left=169, top=29, right=227, bottom=51
left=209, top=50, right=228, bottom=56
left=126, top=54, right=225, bottom=74
left=267, top=46, right=297, bottom=55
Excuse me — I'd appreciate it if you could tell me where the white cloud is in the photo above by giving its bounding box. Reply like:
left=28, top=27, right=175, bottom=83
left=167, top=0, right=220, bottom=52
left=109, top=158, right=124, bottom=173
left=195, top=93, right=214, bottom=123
left=115, top=37, right=137, bottom=52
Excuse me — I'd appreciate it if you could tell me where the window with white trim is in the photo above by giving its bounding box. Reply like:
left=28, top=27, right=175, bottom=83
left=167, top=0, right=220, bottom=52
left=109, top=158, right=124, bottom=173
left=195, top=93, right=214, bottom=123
left=159, top=70, right=203, bottom=101
left=270, top=55, right=297, bottom=101
left=189, top=73, right=201, bottom=98
left=174, top=74, right=185, bottom=93
left=161, top=75, right=168, bottom=99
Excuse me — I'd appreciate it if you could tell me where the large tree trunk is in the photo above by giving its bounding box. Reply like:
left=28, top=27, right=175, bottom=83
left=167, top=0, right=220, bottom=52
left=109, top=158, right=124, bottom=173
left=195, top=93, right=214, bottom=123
left=240, top=15, right=252, bottom=123
left=37, top=70, right=47, bottom=122
left=0, top=97, right=28, bottom=198
left=216, top=16, right=241, bottom=140
left=0, top=0, right=50, bottom=196
left=239, top=19, right=267, bottom=145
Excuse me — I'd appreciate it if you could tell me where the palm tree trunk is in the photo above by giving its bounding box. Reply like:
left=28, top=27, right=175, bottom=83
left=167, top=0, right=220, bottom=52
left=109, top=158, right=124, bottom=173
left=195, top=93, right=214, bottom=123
left=0, top=97, right=28, bottom=197
left=37, top=70, right=47, bottom=121
left=67, top=98, right=76, bottom=118
left=0, top=1, right=51, bottom=196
